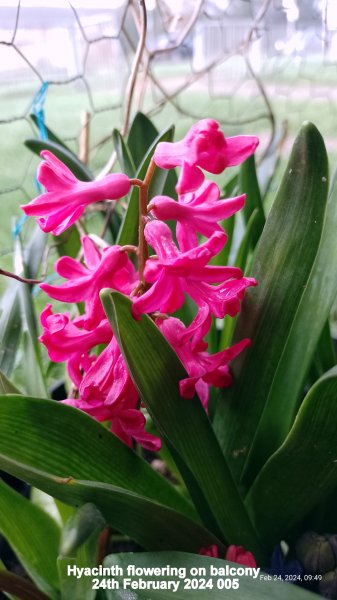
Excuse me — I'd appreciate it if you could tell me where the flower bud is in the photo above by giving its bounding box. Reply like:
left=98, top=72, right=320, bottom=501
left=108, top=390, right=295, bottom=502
left=296, top=532, right=336, bottom=574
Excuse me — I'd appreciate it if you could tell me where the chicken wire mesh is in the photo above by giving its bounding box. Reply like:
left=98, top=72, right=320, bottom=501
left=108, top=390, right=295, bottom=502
left=0, top=0, right=336, bottom=259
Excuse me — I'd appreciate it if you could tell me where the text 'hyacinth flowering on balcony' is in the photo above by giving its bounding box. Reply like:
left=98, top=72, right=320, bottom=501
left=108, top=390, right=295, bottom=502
left=20, top=118, right=259, bottom=453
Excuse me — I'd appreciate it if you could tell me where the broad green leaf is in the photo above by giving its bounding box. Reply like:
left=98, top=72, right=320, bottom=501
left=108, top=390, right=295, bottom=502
left=0, top=478, right=60, bottom=598
left=113, top=129, right=136, bottom=178
left=0, top=395, right=193, bottom=519
left=24, top=139, right=93, bottom=182
left=105, top=552, right=317, bottom=600
left=101, top=291, right=264, bottom=562
left=242, top=149, right=337, bottom=486
left=246, top=367, right=337, bottom=545
left=116, top=126, right=175, bottom=247
left=239, top=154, right=265, bottom=246
left=0, top=369, right=21, bottom=394
left=0, top=466, right=223, bottom=554
left=213, top=122, right=329, bottom=487
left=127, top=112, right=159, bottom=170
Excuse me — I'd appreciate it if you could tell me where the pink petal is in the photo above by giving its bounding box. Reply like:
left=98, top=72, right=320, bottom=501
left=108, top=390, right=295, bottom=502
left=222, top=136, right=259, bottom=168
left=82, top=236, right=101, bottom=269
left=176, top=162, right=204, bottom=194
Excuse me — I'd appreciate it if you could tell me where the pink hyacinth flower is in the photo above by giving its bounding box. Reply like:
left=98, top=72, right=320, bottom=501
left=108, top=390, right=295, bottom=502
left=225, top=545, right=257, bottom=568
left=199, top=544, right=257, bottom=568
left=111, top=409, right=161, bottom=452
left=132, top=220, right=255, bottom=319
left=21, top=151, right=131, bottom=235
left=159, top=315, right=250, bottom=410
left=40, top=236, right=136, bottom=327
left=199, top=545, right=219, bottom=558
left=153, top=119, right=259, bottom=194
left=40, top=304, right=112, bottom=362
left=63, top=336, right=161, bottom=451
left=149, top=180, right=245, bottom=251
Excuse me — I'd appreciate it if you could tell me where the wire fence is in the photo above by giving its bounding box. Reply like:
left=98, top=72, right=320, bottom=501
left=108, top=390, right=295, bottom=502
left=0, top=0, right=337, bottom=254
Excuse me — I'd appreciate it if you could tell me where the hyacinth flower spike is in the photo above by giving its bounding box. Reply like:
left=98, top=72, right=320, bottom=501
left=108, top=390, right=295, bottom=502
left=153, top=118, right=259, bottom=194
left=21, top=150, right=131, bottom=235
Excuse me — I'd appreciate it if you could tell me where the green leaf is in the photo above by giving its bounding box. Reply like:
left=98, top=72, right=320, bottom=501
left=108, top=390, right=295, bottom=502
left=15, top=238, right=48, bottom=398
left=100, top=291, right=264, bottom=561
left=58, top=504, right=106, bottom=600
left=30, top=114, right=73, bottom=152
left=0, top=478, right=60, bottom=598
left=23, top=227, right=47, bottom=280
left=116, top=126, right=175, bottom=247
left=213, top=122, right=330, bottom=487
left=54, top=227, right=81, bottom=259
left=60, top=503, right=106, bottom=558
left=246, top=367, right=337, bottom=545
left=312, top=320, right=336, bottom=377
left=0, top=468, right=223, bottom=554
left=239, top=154, right=265, bottom=246
left=113, top=129, right=136, bottom=178
left=24, top=139, right=93, bottom=182
left=105, top=552, right=318, bottom=600
left=0, top=281, right=21, bottom=376
left=0, top=395, right=193, bottom=519
left=0, top=370, right=21, bottom=394
left=0, top=227, right=45, bottom=377
left=127, top=113, right=159, bottom=170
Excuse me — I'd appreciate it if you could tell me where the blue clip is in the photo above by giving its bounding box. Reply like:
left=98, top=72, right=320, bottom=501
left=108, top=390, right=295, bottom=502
left=12, top=214, right=28, bottom=238
left=31, top=81, right=49, bottom=141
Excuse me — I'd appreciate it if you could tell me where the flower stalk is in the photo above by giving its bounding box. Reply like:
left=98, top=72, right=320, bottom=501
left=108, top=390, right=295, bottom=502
left=137, top=158, right=156, bottom=290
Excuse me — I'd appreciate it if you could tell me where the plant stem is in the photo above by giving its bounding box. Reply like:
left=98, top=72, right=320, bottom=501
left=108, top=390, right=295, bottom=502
left=0, top=268, right=41, bottom=285
left=137, top=158, right=156, bottom=289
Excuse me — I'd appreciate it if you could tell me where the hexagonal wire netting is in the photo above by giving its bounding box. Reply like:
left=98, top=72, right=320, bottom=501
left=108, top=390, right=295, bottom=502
left=0, top=0, right=336, bottom=264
